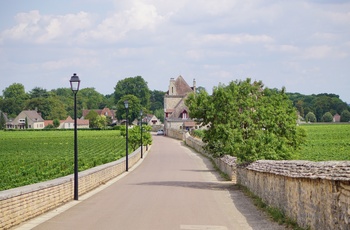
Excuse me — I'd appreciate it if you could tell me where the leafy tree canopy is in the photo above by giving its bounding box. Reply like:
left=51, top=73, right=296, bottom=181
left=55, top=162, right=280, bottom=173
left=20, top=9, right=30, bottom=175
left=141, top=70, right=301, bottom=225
left=340, top=110, right=350, bottom=122
left=116, top=95, right=141, bottom=122
left=186, top=78, right=306, bottom=163
left=114, top=76, right=150, bottom=109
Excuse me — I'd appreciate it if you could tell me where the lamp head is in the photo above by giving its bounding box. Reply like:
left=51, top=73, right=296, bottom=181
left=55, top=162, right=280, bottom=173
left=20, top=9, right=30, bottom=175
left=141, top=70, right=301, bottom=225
left=70, top=73, right=80, bottom=93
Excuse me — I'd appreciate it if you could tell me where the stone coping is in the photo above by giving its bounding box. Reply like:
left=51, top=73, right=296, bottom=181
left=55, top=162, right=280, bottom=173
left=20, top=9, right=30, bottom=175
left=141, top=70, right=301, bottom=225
left=245, top=160, right=350, bottom=181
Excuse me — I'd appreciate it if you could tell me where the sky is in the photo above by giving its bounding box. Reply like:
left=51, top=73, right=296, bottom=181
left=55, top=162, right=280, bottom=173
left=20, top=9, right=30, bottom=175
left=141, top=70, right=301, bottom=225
left=1, top=0, right=350, bottom=102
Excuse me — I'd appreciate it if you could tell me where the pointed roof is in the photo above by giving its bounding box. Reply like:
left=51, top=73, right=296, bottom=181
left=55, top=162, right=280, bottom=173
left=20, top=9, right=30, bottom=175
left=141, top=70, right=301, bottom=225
left=174, top=76, right=193, bottom=95
left=23, top=110, right=44, bottom=122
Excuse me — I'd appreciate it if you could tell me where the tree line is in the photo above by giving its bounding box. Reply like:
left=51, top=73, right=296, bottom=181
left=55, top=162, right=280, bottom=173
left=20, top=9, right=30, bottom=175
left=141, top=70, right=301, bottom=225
left=0, top=76, right=166, bottom=129
left=287, top=92, right=350, bottom=122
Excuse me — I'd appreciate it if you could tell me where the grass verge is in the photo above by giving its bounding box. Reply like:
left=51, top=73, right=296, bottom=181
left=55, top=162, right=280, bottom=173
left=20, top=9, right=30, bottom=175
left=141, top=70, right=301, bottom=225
left=237, top=184, right=308, bottom=230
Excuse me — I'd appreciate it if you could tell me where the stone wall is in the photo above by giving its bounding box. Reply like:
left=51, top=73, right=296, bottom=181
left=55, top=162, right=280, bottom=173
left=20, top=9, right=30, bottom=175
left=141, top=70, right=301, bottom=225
left=178, top=132, right=350, bottom=230
left=238, top=161, right=350, bottom=230
left=183, top=132, right=237, bottom=182
left=0, top=146, right=148, bottom=230
left=165, top=128, right=185, bottom=140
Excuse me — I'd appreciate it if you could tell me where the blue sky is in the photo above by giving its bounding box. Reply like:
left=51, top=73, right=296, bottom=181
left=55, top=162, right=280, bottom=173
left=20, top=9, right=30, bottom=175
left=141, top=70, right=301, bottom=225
left=1, top=0, right=350, bottom=102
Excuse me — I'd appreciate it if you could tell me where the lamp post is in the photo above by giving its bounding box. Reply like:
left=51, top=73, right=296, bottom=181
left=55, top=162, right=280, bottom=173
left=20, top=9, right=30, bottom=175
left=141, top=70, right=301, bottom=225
left=124, top=100, right=129, bottom=172
left=140, top=110, right=143, bottom=159
left=70, top=73, right=80, bottom=201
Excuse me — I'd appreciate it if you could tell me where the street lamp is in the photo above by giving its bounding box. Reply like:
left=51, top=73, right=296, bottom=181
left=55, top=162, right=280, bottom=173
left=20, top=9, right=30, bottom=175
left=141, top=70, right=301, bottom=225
left=140, top=110, right=143, bottom=159
left=124, top=100, right=129, bottom=172
left=70, top=73, right=80, bottom=201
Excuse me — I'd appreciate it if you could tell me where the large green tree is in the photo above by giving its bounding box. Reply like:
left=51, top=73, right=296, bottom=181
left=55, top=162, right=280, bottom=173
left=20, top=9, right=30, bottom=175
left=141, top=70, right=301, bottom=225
left=116, top=95, right=141, bottom=122
left=150, top=90, right=165, bottom=112
left=340, top=110, right=350, bottom=122
left=114, top=76, right=150, bottom=109
left=186, top=78, right=305, bottom=163
left=2, top=83, right=28, bottom=116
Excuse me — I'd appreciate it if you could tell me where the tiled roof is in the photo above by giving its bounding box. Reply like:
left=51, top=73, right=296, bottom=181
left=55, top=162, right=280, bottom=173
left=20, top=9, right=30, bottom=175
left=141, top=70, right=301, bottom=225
left=23, top=110, right=44, bottom=122
left=174, top=76, right=193, bottom=95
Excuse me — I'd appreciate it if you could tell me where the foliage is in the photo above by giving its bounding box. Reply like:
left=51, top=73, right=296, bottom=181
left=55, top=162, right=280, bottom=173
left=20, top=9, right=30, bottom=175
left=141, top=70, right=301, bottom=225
left=53, top=119, right=60, bottom=128
left=95, top=115, right=108, bottom=129
left=305, top=112, right=316, bottom=122
left=0, top=112, right=5, bottom=130
left=121, top=125, right=152, bottom=151
left=186, top=78, right=305, bottom=163
left=150, top=90, right=165, bottom=112
left=154, top=108, right=165, bottom=123
left=0, top=130, right=126, bottom=191
left=85, top=110, right=99, bottom=128
left=287, top=92, right=349, bottom=121
left=340, top=110, right=350, bottom=122
left=116, top=95, right=141, bottom=122
left=114, top=76, right=150, bottom=109
left=296, top=124, right=350, bottom=161
left=321, top=112, right=333, bottom=122
left=1, top=83, right=28, bottom=117
left=29, top=87, right=49, bottom=98
left=192, top=129, right=205, bottom=138
left=79, top=87, right=106, bottom=109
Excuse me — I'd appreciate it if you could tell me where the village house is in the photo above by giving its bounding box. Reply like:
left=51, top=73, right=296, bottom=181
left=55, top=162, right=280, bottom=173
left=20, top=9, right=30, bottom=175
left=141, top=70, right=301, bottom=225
left=164, top=76, right=197, bottom=134
left=44, top=116, right=90, bottom=129
left=59, top=116, right=89, bottom=129
left=142, top=114, right=162, bottom=126
left=11, top=110, right=45, bottom=129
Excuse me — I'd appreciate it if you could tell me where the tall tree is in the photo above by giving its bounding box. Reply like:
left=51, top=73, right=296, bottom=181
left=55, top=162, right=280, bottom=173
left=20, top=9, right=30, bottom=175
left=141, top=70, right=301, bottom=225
left=79, top=88, right=105, bottom=109
left=116, top=95, right=141, bottom=122
left=150, top=90, right=165, bottom=112
left=114, top=76, right=150, bottom=109
left=29, top=87, right=49, bottom=99
left=2, top=83, right=28, bottom=116
left=0, top=111, right=5, bottom=130
left=186, top=78, right=305, bottom=163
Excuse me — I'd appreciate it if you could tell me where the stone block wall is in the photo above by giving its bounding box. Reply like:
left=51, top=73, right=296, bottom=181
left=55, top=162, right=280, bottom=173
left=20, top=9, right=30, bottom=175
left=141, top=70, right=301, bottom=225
left=0, top=146, right=147, bottom=230
left=238, top=161, right=350, bottom=230
left=179, top=132, right=350, bottom=230
left=166, top=128, right=185, bottom=140
left=184, top=132, right=237, bottom=182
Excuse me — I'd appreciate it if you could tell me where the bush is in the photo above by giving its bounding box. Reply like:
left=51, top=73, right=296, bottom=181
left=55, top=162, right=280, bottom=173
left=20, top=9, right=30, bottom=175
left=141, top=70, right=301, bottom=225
left=321, top=112, right=333, bottom=122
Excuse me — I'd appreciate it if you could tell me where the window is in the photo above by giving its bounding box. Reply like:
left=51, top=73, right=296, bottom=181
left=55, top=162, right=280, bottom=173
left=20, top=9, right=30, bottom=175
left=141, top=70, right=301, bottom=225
left=19, top=119, right=25, bottom=123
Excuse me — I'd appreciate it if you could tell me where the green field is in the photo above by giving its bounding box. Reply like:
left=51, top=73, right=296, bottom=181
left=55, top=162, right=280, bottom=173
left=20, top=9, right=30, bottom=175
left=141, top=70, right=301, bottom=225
left=0, top=130, right=126, bottom=191
left=297, top=123, right=350, bottom=161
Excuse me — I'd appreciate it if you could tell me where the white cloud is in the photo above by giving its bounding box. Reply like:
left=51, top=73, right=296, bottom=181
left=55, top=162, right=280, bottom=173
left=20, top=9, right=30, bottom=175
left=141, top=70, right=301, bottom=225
left=1, top=10, right=93, bottom=44
left=85, top=1, right=163, bottom=43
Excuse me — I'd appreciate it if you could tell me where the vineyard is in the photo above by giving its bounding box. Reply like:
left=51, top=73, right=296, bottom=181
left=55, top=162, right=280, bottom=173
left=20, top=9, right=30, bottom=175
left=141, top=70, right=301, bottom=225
left=0, top=130, right=126, bottom=191
left=297, top=123, right=350, bottom=161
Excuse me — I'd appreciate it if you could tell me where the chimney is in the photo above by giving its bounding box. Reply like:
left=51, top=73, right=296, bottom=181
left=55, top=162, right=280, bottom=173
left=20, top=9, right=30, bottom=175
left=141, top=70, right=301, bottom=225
left=193, top=78, right=196, bottom=93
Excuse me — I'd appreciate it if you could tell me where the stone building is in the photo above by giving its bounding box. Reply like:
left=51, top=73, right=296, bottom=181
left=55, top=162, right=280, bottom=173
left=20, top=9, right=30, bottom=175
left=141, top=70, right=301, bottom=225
left=164, top=76, right=196, bottom=134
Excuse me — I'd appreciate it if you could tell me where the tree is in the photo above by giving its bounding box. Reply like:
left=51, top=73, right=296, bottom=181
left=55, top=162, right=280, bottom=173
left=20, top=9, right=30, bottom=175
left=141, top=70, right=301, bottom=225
left=29, top=87, right=49, bottom=98
left=116, top=95, right=141, bottom=122
left=53, top=119, right=60, bottom=128
left=186, top=78, right=306, bottom=163
left=85, top=110, right=99, bottom=128
left=154, top=108, right=164, bottom=123
left=322, top=112, right=333, bottom=122
left=2, top=83, right=28, bottom=116
left=0, top=111, right=5, bottom=130
left=305, top=112, right=316, bottom=122
left=79, top=88, right=105, bottom=109
left=150, top=90, right=165, bottom=112
left=114, top=76, right=150, bottom=109
left=340, top=110, right=350, bottom=122
left=120, top=125, right=152, bottom=151
left=95, top=115, right=107, bottom=129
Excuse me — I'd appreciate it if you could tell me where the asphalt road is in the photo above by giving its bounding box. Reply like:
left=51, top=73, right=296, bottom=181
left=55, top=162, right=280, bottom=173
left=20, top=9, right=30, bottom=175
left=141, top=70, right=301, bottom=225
left=18, top=134, right=286, bottom=230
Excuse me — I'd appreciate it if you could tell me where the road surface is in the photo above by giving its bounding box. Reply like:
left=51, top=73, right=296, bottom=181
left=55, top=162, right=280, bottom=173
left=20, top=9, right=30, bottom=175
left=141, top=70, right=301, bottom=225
left=17, top=134, right=286, bottom=230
